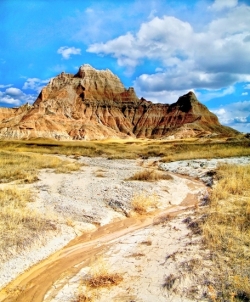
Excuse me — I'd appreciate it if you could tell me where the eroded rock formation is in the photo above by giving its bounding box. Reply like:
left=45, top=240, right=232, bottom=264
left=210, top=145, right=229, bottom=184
left=0, top=64, right=238, bottom=140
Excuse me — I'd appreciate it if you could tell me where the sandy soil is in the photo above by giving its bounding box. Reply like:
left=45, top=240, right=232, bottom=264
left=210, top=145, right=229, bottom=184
left=1, top=156, right=247, bottom=301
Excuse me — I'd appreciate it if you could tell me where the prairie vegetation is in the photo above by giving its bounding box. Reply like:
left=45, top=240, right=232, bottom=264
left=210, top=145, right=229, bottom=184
left=0, top=187, right=55, bottom=261
left=0, top=137, right=249, bottom=160
left=75, top=258, right=123, bottom=302
left=0, top=151, right=81, bottom=184
left=127, top=168, right=173, bottom=182
left=131, top=192, right=159, bottom=214
left=0, top=150, right=82, bottom=261
left=202, top=164, right=250, bottom=301
left=0, top=137, right=249, bottom=299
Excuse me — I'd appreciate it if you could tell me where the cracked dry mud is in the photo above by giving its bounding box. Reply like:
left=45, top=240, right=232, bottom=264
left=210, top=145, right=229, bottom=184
left=0, top=156, right=210, bottom=302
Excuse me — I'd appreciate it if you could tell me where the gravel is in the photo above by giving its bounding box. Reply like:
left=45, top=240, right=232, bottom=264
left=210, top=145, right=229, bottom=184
left=160, top=156, right=250, bottom=186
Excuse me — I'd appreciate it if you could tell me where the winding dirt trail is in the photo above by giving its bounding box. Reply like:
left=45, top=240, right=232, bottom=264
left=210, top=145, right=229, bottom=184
left=0, top=156, right=210, bottom=302
left=0, top=203, right=197, bottom=302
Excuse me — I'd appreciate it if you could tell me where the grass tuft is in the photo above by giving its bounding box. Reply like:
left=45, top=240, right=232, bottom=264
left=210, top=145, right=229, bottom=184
left=83, top=258, right=123, bottom=290
left=131, top=192, right=158, bottom=215
left=127, top=169, right=173, bottom=182
left=74, top=293, right=93, bottom=302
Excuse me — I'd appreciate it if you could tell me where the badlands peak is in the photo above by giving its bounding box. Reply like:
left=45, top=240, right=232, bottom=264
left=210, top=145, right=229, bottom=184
left=0, top=64, right=238, bottom=140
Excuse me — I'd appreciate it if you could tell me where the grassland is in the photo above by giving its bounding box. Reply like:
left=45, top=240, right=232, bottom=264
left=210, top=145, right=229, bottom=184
left=0, top=187, right=56, bottom=261
left=0, top=150, right=82, bottom=184
left=202, top=164, right=250, bottom=301
left=0, top=150, right=82, bottom=260
left=0, top=137, right=249, bottom=299
left=0, top=137, right=249, bottom=161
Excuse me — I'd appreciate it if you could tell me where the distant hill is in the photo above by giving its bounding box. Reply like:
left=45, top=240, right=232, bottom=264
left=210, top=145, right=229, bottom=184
left=0, top=64, right=238, bottom=140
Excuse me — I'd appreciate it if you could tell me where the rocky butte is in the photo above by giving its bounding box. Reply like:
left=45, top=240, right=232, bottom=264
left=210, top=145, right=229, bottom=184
left=0, top=64, right=238, bottom=140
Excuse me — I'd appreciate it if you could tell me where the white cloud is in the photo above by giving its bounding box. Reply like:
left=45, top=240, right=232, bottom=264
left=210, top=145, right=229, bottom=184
left=5, top=87, right=23, bottom=97
left=0, top=96, right=21, bottom=106
left=87, top=4, right=250, bottom=96
left=209, top=0, right=238, bottom=11
left=242, top=92, right=248, bottom=96
left=0, top=84, right=12, bottom=89
left=57, top=46, right=81, bottom=59
left=0, top=87, right=37, bottom=106
left=211, top=100, right=250, bottom=132
left=245, top=84, right=250, bottom=89
left=196, top=86, right=235, bottom=102
left=88, top=16, right=193, bottom=68
left=23, top=78, right=50, bottom=93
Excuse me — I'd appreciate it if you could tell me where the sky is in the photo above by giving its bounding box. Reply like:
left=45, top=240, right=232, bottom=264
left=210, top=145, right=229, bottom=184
left=1, top=0, right=250, bottom=133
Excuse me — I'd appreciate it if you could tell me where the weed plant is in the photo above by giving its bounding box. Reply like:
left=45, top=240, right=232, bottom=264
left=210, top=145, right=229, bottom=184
left=127, top=169, right=173, bottom=182
left=131, top=192, right=159, bottom=214
left=75, top=258, right=123, bottom=301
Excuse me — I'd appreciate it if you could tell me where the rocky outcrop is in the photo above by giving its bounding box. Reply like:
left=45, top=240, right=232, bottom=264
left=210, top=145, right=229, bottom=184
left=0, top=64, right=238, bottom=140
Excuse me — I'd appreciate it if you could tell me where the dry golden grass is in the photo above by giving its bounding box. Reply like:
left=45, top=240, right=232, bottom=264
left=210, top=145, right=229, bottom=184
left=202, top=164, right=250, bottom=301
left=74, top=293, right=93, bottom=302
left=131, top=192, right=159, bottom=214
left=0, top=151, right=82, bottom=184
left=0, top=151, right=80, bottom=261
left=94, top=169, right=106, bottom=178
left=0, top=187, right=55, bottom=261
left=161, top=141, right=250, bottom=162
left=83, top=258, right=123, bottom=290
left=0, top=138, right=249, bottom=161
left=127, top=169, right=173, bottom=182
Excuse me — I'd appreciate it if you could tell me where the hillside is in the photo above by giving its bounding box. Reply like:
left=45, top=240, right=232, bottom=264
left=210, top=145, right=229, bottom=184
left=0, top=64, right=238, bottom=140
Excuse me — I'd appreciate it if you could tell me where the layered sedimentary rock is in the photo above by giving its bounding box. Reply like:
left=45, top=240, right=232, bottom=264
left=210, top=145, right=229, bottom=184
left=0, top=64, right=238, bottom=140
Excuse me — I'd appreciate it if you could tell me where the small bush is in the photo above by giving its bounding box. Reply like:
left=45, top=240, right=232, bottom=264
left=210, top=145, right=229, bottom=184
left=127, top=169, right=173, bottom=182
left=83, top=258, right=123, bottom=289
left=131, top=192, right=158, bottom=214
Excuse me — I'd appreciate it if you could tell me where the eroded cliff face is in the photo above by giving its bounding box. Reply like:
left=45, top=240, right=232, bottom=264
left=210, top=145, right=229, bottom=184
left=0, top=64, right=238, bottom=140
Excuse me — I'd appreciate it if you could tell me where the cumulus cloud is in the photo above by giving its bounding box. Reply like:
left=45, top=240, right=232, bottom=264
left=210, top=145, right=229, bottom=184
left=23, top=78, right=50, bottom=93
left=5, top=87, right=23, bottom=97
left=212, top=100, right=250, bottom=132
left=0, top=84, right=12, bottom=89
left=133, top=87, right=196, bottom=104
left=87, top=5, right=250, bottom=96
left=57, top=46, right=81, bottom=59
left=196, top=86, right=235, bottom=102
left=88, top=16, right=193, bottom=68
left=0, top=87, right=36, bottom=106
left=242, top=92, right=248, bottom=96
left=209, top=0, right=238, bottom=11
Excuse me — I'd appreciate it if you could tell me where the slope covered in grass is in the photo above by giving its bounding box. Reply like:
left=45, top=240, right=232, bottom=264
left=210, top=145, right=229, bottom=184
left=203, top=164, right=250, bottom=301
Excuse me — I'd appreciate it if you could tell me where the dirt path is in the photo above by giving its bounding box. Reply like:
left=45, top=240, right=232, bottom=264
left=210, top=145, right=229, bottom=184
left=0, top=156, right=208, bottom=301
left=0, top=205, right=200, bottom=302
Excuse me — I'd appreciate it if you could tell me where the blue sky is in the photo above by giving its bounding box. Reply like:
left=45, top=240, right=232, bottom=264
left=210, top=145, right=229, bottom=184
left=1, top=0, right=250, bottom=132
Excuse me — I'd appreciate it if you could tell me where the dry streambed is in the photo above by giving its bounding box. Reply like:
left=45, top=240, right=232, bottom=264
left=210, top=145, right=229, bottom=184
left=1, top=155, right=243, bottom=301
